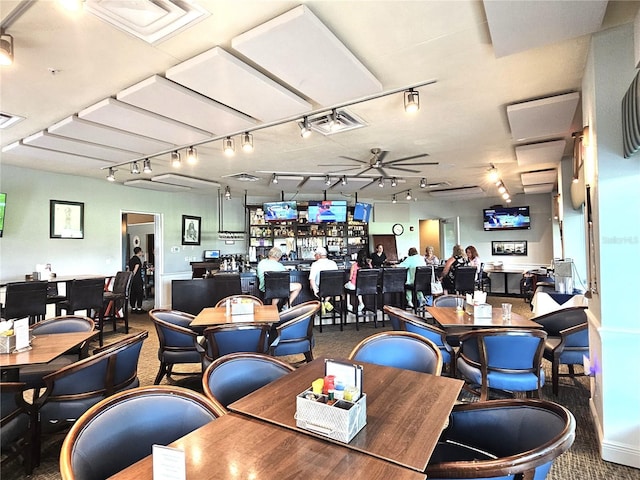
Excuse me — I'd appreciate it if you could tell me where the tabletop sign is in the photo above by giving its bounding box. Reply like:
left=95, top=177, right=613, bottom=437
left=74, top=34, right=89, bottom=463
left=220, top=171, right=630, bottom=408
left=152, top=444, right=185, bottom=480
left=14, top=318, right=30, bottom=351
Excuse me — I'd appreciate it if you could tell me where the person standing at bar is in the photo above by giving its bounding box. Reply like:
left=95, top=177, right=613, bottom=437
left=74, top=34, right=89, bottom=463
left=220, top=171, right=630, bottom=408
left=129, top=247, right=145, bottom=314
left=371, top=244, right=387, bottom=268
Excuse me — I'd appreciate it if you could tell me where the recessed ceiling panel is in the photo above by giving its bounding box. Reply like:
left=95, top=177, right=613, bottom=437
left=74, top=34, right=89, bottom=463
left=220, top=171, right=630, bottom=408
left=484, top=0, right=607, bottom=57
left=123, top=179, right=191, bottom=192
left=515, top=139, right=566, bottom=166
left=79, top=98, right=211, bottom=145
left=117, top=75, right=257, bottom=135
left=507, top=92, right=580, bottom=142
left=1, top=142, right=112, bottom=171
left=23, top=131, right=138, bottom=162
left=521, top=169, right=557, bottom=186
left=232, top=5, right=382, bottom=106
left=429, top=186, right=485, bottom=198
left=48, top=116, right=173, bottom=154
left=151, top=173, right=221, bottom=189
left=524, top=183, right=555, bottom=194
left=166, top=46, right=312, bottom=122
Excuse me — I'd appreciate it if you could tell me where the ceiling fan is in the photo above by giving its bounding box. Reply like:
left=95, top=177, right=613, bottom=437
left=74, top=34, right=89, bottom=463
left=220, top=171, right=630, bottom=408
left=319, top=148, right=438, bottom=177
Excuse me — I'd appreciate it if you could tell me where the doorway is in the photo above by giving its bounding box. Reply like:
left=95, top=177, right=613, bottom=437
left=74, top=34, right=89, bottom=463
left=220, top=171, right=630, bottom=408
left=418, top=217, right=460, bottom=262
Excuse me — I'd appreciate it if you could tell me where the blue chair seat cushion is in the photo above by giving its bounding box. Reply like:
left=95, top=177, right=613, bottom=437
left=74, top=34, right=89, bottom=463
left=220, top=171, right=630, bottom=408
left=271, top=337, right=314, bottom=356
left=544, top=338, right=587, bottom=364
left=457, top=359, right=545, bottom=391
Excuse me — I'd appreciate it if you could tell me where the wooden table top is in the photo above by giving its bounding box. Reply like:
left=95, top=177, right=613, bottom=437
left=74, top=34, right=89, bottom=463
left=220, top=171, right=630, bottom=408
left=190, top=305, right=280, bottom=327
left=228, top=356, right=463, bottom=472
left=425, top=306, right=541, bottom=329
left=109, top=413, right=426, bottom=480
left=0, top=331, right=97, bottom=368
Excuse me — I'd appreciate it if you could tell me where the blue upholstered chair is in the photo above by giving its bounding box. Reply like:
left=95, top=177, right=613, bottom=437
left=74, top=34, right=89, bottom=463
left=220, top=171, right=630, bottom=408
left=202, top=352, right=294, bottom=410
left=383, top=305, right=455, bottom=375
left=202, top=323, right=271, bottom=369
left=348, top=331, right=443, bottom=375
left=433, top=294, right=465, bottom=307
left=214, top=295, right=263, bottom=307
left=533, top=306, right=589, bottom=395
left=59, top=386, right=224, bottom=480
left=456, top=329, right=546, bottom=401
left=149, top=309, right=204, bottom=384
left=426, top=399, right=575, bottom=480
left=1, top=382, right=35, bottom=474
left=268, top=300, right=321, bottom=364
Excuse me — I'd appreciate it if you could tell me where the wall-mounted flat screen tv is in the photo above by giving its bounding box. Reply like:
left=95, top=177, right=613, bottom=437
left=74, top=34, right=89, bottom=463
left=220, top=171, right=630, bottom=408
left=353, top=202, right=372, bottom=223
left=308, top=200, right=348, bottom=223
left=483, top=206, right=531, bottom=231
left=264, top=201, right=298, bottom=222
left=0, top=193, right=6, bottom=237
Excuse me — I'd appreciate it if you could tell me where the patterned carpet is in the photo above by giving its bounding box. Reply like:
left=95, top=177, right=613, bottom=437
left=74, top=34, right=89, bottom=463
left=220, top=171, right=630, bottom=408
left=2, top=297, right=638, bottom=479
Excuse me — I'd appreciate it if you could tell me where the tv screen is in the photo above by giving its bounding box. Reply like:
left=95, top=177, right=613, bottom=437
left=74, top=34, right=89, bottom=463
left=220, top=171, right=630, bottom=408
left=204, top=249, right=220, bottom=260
left=483, top=206, right=531, bottom=231
left=263, top=201, right=298, bottom=222
left=0, top=193, right=5, bottom=237
left=308, top=200, right=347, bottom=223
left=353, top=202, right=372, bottom=223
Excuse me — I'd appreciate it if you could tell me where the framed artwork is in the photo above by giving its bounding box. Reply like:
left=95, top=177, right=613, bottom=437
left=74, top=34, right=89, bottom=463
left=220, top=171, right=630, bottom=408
left=50, top=200, right=84, bottom=239
left=182, top=215, right=201, bottom=245
left=492, top=240, right=527, bottom=256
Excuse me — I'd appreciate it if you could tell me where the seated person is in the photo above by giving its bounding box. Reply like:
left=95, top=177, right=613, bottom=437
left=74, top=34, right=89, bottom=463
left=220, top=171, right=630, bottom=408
left=345, top=249, right=371, bottom=312
left=257, top=247, right=301, bottom=309
left=441, top=244, right=469, bottom=293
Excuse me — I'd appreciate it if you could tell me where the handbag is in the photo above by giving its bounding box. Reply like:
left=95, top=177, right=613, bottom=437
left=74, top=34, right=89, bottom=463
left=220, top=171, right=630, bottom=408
left=430, top=265, right=443, bottom=295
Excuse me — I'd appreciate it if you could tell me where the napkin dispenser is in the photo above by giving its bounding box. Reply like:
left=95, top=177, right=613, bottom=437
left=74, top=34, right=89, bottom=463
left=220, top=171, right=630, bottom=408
left=473, top=303, right=492, bottom=318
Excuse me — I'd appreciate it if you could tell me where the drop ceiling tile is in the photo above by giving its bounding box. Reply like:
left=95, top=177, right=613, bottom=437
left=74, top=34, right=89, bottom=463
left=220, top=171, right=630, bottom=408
left=507, top=92, right=580, bottom=142
left=23, top=131, right=138, bottom=162
left=48, top=116, right=173, bottom=154
left=166, top=46, right=312, bottom=122
left=515, top=140, right=566, bottom=166
left=151, top=174, right=221, bottom=189
left=123, top=179, right=191, bottom=192
left=524, top=183, right=555, bottom=194
left=232, top=5, right=382, bottom=106
left=117, top=75, right=257, bottom=135
left=521, top=169, right=557, bottom=186
left=79, top=98, right=212, bottom=145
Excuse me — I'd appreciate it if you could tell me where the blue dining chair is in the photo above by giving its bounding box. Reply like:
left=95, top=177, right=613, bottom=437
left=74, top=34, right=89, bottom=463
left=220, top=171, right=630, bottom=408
left=456, top=328, right=546, bottom=401
left=426, top=399, right=575, bottom=480
left=348, top=331, right=443, bottom=375
left=1, top=382, right=35, bottom=474
left=202, top=323, right=271, bottom=369
left=268, top=300, right=321, bottom=364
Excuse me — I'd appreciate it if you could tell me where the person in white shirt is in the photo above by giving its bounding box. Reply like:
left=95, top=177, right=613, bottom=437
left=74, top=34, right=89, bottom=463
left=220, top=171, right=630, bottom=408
left=309, top=246, right=338, bottom=313
left=257, top=247, right=301, bottom=308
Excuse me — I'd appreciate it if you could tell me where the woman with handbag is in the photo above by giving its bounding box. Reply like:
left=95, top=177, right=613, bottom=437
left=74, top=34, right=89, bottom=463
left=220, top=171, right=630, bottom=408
left=441, top=244, right=469, bottom=294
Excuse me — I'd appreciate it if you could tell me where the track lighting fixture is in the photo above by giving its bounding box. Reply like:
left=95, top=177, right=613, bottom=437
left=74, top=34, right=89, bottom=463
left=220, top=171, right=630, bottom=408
left=328, top=109, right=340, bottom=132
left=171, top=151, right=181, bottom=168
left=341, top=175, right=347, bottom=186
left=58, top=0, right=84, bottom=11
left=0, top=32, right=14, bottom=66
left=241, top=133, right=254, bottom=153
left=406, top=190, right=412, bottom=200
left=106, top=167, right=115, bottom=182
left=498, top=185, right=506, bottom=194
left=378, top=177, right=385, bottom=188
left=143, top=159, right=152, bottom=173
left=392, top=194, right=397, bottom=204
left=130, top=161, right=140, bottom=174
left=487, top=165, right=499, bottom=183
left=419, top=178, right=427, bottom=188
left=223, top=137, right=235, bottom=156
left=403, top=89, right=420, bottom=113
left=299, top=117, right=312, bottom=138
left=271, top=173, right=278, bottom=184
left=224, top=186, right=231, bottom=200
left=324, top=175, right=331, bottom=186
left=391, top=177, right=397, bottom=187
left=186, top=146, right=198, bottom=164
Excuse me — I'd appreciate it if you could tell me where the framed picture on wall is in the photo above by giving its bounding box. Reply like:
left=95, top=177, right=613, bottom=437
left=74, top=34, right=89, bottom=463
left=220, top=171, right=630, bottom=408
left=182, top=215, right=201, bottom=245
left=50, top=200, right=84, bottom=239
left=492, top=240, right=527, bottom=256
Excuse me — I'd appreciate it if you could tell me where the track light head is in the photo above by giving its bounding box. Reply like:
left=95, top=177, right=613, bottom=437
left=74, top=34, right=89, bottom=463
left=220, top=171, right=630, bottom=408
left=392, top=194, right=397, bottom=204
left=341, top=175, right=347, bottom=186
left=404, top=89, right=419, bottom=113
left=324, top=175, right=331, bottom=186
left=186, top=146, right=198, bottom=164
left=143, top=159, right=152, bottom=173
left=106, top=167, right=116, bottom=182
left=419, top=178, right=427, bottom=188
left=223, top=137, right=235, bottom=156
left=378, top=177, right=385, bottom=188
left=224, top=186, right=231, bottom=200
left=130, top=161, right=140, bottom=174
left=406, top=190, right=412, bottom=200
left=391, top=177, right=397, bottom=187
left=299, top=117, right=312, bottom=138
left=171, top=151, right=181, bottom=168
left=487, top=165, right=499, bottom=183
left=271, top=173, right=278, bottom=184
left=328, top=109, right=340, bottom=132
left=241, top=133, right=254, bottom=152
left=0, top=33, right=14, bottom=66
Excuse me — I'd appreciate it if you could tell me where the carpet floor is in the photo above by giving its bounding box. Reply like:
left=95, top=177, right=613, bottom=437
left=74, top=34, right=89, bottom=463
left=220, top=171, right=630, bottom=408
left=2, top=297, right=638, bottom=479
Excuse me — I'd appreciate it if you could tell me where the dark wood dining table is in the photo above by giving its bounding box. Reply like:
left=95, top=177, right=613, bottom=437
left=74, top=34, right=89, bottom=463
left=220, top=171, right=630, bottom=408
left=109, top=412, right=427, bottom=480
left=426, top=306, right=542, bottom=329
left=229, top=356, right=464, bottom=472
left=189, top=304, right=280, bottom=328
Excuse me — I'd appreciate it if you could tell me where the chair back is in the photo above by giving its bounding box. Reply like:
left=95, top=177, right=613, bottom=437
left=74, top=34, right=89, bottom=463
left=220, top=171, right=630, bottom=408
left=433, top=294, right=465, bottom=307
left=111, top=271, right=133, bottom=296
left=149, top=308, right=195, bottom=329
left=426, top=399, right=575, bottom=479
left=264, top=271, right=291, bottom=301
left=355, top=268, right=380, bottom=296
left=4, top=281, right=48, bottom=321
left=318, top=269, right=345, bottom=297
left=30, top=315, right=95, bottom=334
left=382, top=305, right=405, bottom=330
left=60, top=386, right=223, bottom=480
left=348, top=331, right=443, bottom=375
left=93, top=332, right=149, bottom=392
left=203, top=323, right=271, bottom=367
left=413, top=266, right=433, bottom=295
left=67, top=278, right=106, bottom=312
left=211, top=273, right=242, bottom=305
left=269, top=300, right=321, bottom=362
left=453, top=266, right=477, bottom=294
left=381, top=268, right=407, bottom=293
left=202, top=352, right=295, bottom=410
left=1, top=382, right=34, bottom=474
left=215, top=295, right=263, bottom=308
left=533, top=306, right=588, bottom=336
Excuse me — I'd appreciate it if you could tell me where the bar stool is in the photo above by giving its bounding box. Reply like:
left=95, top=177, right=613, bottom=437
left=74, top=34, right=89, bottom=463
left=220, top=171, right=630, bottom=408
left=351, top=269, right=380, bottom=330
left=102, top=271, right=132, bottom=334
left=412, top=266, right=433, bottom=316
left=211, top=273, right=242, bottom=306
left=2, top=281, right=48, bottom=325
left=317, top=270, right=345, bottom=332
left=56, top=277, right=106, bottom=345
left=380, top=267, right=407, bottom=324
left=264, top=271, right=291, bottom=309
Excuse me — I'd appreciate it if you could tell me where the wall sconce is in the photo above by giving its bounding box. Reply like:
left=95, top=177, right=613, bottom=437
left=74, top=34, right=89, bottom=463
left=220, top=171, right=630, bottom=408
left=130, top=161, right=140, bottom=174
left=106, top=167, right=116, bottom=182
left=142, top=159, right=152, bottom=173
left=404, top=89, right=419, bottom=113
left=241, top=133, right=254, bottom=153
left=186, top=146, right=198, bottom=164
left=223, top=136, right=235, bottom=156
left=171, top=151, right=181, bottom=168
left=0, top=32, right=14, bottom=66
left=224, top=186, right=231, bottom=200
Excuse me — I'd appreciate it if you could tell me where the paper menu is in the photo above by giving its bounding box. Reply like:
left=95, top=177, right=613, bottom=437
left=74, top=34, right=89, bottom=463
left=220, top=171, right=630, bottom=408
left=324, top=359, right=363, bottom=399
left=14, top=318, right=30, bottom=351
left=152, top=444, right=185, bottom=480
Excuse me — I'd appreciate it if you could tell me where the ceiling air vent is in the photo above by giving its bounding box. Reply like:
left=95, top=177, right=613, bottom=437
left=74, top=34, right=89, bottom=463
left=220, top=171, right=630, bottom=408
left=309, top=109, right=367, bottom=136
left=0, top=112, right=24, bottom=129
left=223, top=172, right=260, bottom=182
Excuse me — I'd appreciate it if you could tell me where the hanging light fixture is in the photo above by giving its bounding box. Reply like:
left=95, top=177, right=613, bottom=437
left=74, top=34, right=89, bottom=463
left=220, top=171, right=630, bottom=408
left=271, top=173, right=278, bottom=184
left=378, top=177, right=385, bottom=188
left=223, top=136, right=235, bottom=156
left=406, top=190, right=412, bottom=200
left=0, top=32, right=14, bottom=66
left=186, top=146, right=198, bottom=164
left=392, top=194, right=397, bottom=204
left=241, top=133, right=254, bottom=152
left=403, top=89, right=420, bottom=113
left=106, top=167, right=116, bottom=182
left=143, top=159, right=152, bottom=173
left=391, top=177, right=397, bottom=187
left=171, top=151, right=181, bottom=168
left=224, top=186, right=231, bottom=200
left=341, top=175, right=347, bottom=186
left=130, top=161, right=140, bottom=174
left=419, top=178, right=427, bottom=188
left=324, top=175, right=331, bottom=186
left=299, top=117, right=312, bottom=138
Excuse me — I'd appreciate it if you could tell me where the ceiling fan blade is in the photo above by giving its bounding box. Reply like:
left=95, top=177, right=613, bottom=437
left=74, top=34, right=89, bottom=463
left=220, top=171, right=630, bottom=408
left=385, top=153, right=431, bottom=164
left=377, top=167, right=391, bottom=178
left=355, top=167, right=375, bottom=177
left=376, top=150, right=389, bottom=163
left=328, top=166, right=363, bottom=173
left=318, top=163, right=355, bottom=166
left=339, top=156, right=369, bottom=164
left=387, top=166, right=420, bottom=173
left=391, top=162, right=439, bottom=167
